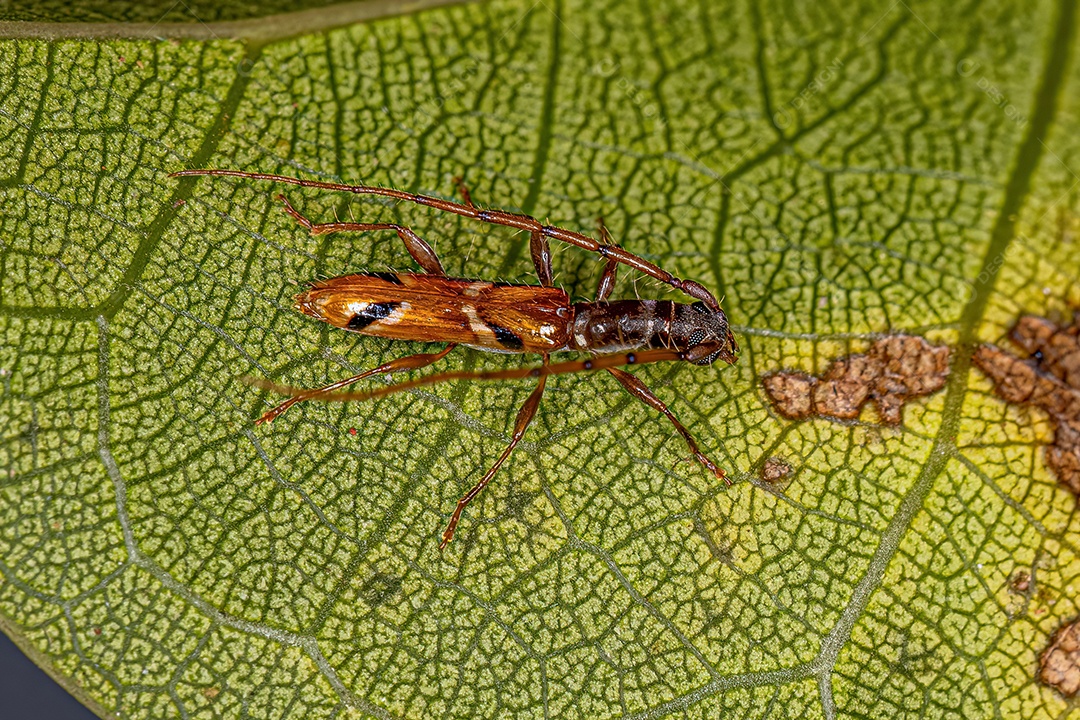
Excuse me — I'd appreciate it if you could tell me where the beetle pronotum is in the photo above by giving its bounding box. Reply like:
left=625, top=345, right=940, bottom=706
left=170, top=169, right=739, bottom=548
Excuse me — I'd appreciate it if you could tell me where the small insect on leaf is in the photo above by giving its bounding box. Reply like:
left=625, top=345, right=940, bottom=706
left=170, top=169, right=739, bottom=548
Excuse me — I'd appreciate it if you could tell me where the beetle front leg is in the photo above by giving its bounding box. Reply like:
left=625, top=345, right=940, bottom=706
left=277, top=194, right=445, bottom=276
left=606, top=367, right=729, bottom=483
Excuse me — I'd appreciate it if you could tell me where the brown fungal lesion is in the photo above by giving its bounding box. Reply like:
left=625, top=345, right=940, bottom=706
left=1040, top=618, right=1080, bottom=697
left=760, top=456, right=793, bottom=485
left=972, top=312, right=1080, bottom=494
left=762, top=335, right=952, bottom=425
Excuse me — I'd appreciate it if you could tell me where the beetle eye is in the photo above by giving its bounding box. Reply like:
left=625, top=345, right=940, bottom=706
left=691, top=301, right=710, bottom=314
left=688, top=329, right=707, bottom=346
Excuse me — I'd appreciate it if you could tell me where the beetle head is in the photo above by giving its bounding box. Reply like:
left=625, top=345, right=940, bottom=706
left=678, top=301, right=739, bottom=365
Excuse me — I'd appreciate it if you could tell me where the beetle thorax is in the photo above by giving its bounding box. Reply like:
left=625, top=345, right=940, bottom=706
left=569, top=300, right=737, bottom=364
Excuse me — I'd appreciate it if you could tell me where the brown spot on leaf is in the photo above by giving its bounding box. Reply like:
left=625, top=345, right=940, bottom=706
left=761, top=457, right=793, bottom=485
left=1009, top=570, right=1031, bottom=594
left=1040, top=618, right=1080, bottom=696
left=202, top=686, right=220, bottom=700
left=762, top=335, right=951, bottom=425
left=972, top=312, right=1080, bottom=494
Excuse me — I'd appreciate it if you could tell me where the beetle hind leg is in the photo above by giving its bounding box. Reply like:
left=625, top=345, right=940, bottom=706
left=170, top=169, right=723, bottom=309
left=253, top=343, right=458, bottom=424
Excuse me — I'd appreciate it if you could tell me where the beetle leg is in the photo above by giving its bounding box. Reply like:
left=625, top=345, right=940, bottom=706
left=594, top=216, right=619, bottom=302
left=446, top=177, right=557, bottom=289
left=605, top=367, right=729, bottom=483
left=254, top=343, right=458, bottom=425
left=451, top=176, right=475, bottom=208
left=530, top=229, right=554, bottom=287
left=440, top=355, right=549, bottom=549
left=277, top=194, right=445, bottom=276
left=246, top=349, right=685, bottom=405
left=170, top=170, right=722, bottom=309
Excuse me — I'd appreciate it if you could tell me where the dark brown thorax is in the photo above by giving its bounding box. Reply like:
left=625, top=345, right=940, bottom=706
left=570, top=300, right=737, bottom=364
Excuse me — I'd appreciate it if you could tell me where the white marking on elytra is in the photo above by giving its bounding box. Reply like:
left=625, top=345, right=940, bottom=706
left=346, top=300, right=371, bottom=316
left=539, top=323, right=557, bottom=339
left=461, top=303, right=495, bottom=339
left=345, top=300, right=411, bottom=326
left=463, top=281, right=491, bottom=298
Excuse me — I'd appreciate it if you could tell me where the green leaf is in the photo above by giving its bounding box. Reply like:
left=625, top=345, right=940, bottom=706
left=2, top=0, right=1080, bottom=718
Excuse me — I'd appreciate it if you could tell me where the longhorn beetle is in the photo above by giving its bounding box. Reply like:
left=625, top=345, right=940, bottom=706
left=170, top=169, right=739, bottom=548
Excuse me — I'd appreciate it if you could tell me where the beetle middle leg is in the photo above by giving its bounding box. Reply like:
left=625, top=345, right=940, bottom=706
left=254, top=343, right=458, bottom=424
left=449, top=175, right=553, bottom=288
left=246, top=347, right=730, bottom=536
left=277, top=194, right=445, bottom=276
left=440, top=355, right=550, bottom=549
left=452, top=176, right=475, bottom=208
left=595, top=216, right=619, bottom=302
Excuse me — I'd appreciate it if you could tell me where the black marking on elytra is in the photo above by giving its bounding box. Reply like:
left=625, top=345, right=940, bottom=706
left=488, top=322, right=524, bottom=350
left=347, top=301, right=401, bottom=331
left=368, top=271, right=404, bottom=285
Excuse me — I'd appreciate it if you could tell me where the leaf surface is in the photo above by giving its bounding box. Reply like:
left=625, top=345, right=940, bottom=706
left=2, top=1, right=1080, bottom=718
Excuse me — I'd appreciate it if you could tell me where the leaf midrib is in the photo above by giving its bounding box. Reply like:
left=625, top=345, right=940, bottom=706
left=0, top=0, right=474, bottom=42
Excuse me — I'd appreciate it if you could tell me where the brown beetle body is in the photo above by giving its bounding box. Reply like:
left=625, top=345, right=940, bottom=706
left=170, top=169, right=738, bottom=548
left=297, top=272, right=737, bottom=366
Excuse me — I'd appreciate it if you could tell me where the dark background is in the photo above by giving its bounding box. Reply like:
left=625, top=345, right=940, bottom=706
left=0, top=632, right=96, bottom=719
